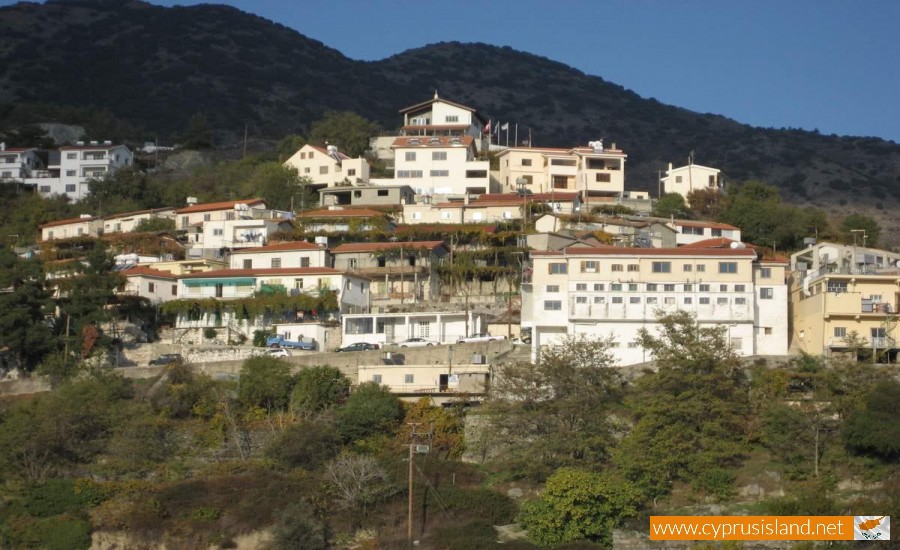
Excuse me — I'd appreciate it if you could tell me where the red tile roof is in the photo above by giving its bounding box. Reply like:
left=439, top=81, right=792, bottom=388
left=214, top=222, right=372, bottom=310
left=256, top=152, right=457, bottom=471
left=297, top=208, right=385, bottom=218
left=121, top=266, right=177, bottom=279
left=676, top=220, right=739, bottom=230
left=399, top=96, right=477, bottom=115
left=331, top=241, right=446, bottom=253
left=679, top=237, right=740, bottom=249
left=104, top=207, right=176, bottom=220
left=531, top=247, right=757, bottom=257
left=231, top=241, right=323, bottom=254
left=182, top=267, right=343, bottom=278
left=39, top=216, right=98, bottom=228
left=175, top=199, right=265, bottom=214
left=308, top=145, right=350, bottom=160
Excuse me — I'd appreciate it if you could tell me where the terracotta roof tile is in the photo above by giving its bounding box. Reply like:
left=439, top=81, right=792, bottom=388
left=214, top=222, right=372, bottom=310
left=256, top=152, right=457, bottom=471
left=174, top=199, right=265, bottom=215
left=39, top=216, right=98, bottom=228
left=121, top=266, right=177, bottom=279
left=231, top=241, right=323, bottom=254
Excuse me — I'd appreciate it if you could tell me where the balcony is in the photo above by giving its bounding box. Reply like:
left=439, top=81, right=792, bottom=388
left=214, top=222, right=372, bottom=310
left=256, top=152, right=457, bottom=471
left=829, top=336, right=896, bottom=349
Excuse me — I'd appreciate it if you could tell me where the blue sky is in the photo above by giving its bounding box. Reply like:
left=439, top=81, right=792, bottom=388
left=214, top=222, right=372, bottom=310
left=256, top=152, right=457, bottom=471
left=6, top=0, right=899, bottom=142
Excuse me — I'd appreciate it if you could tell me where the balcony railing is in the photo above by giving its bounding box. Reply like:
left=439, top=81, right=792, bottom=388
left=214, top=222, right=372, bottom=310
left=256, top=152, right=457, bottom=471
left=829, top=336, right=896, bottom=348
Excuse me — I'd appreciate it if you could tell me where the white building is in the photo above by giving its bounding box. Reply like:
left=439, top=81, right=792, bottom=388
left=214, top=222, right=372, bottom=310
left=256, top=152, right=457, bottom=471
left=660, top=162, right=722, bottom=198
left=119, top=266, right=180, bottom=303
left=358, top=362, right=491, bottom=402
left=283, top=144, right=370, bottom=187
left=342, top=310, right=486, bottom=347
left=229, top=240, right=330, bottom=270
left=39, top=142, right=134, bottom=201
left=0, top=146, right=43, bottom=181
left=102, top=207, right=176, bottom=234
left=39, top=215, right=103, bottom=241
left=522, top=247, right=788, bottom=366
left=496, top=142, right=627, bottom=200
left=673, top=220, right=741, bottom=246
left=391, top=135, right=490, bottom=196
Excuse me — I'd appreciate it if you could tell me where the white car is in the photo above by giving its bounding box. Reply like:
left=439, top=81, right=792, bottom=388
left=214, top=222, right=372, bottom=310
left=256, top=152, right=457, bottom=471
left=266, top=348, right=292, bottom=358
left=457, top=333, right=508, bottom=344
left=395, top=337, right=440, bottom=348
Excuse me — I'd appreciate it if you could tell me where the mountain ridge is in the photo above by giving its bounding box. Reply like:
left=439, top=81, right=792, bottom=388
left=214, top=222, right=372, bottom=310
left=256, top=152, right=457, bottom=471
left=1, top=0, right=899, bottom=221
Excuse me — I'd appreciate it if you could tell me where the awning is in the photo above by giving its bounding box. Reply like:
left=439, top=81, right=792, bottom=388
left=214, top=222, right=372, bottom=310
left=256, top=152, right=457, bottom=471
left=183, top=277, right=255, bottom=287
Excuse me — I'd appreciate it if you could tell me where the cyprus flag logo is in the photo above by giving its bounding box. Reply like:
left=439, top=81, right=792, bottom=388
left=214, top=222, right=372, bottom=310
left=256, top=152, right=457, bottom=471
left=854, top=516, right=890, bottom=541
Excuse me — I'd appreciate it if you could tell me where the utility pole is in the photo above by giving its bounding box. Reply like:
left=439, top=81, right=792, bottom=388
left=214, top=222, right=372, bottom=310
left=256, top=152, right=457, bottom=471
left=406, top=422, right=431, bottom=544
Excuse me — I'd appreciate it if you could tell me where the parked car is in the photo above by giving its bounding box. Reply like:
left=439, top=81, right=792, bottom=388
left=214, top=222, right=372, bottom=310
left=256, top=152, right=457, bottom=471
left=149, top=353, right=184, bottom=366
left=336, top=342, right=380, bottom=352
left=266, top=348, right=292, bottom=358
left=456, top=333, right=508, bottom=344
left=396, top=337, right=440, bottom=348
left=266, top=334, right=317, bottom=350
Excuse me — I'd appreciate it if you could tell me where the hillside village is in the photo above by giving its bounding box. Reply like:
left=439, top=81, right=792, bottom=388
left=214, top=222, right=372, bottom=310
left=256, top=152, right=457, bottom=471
left=1, top=93, right=899, bottom=549
left=9, top=93, right=898, bottom=381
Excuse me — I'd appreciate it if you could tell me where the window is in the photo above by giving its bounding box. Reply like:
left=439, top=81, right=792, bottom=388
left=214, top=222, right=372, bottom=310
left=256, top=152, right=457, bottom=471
left=760, top=288, right=774, bottom=300
left=684, top=297, right=693, bottom=304
left=65, top=170, right=76, bottom=177
left=612, top=296, right=623, bottom=304
left=575, top=296, right=587, bottom=304
left=397, top=170, right=423, bottom=178
left=40, top=185, right=51, bottom=193
left=66, top=153, right=76, bottom=159
left=593, top=296, right=606, bottom=303
left=581, top=261, right=598, bottom=273
left=646, top=297, right=658, bottom=304
left=432, top=151, right=447, bottom=161
left=319, top=166, right=328, bottom=175
left=611, top=264, right=623, bottom=272
left=683, top=264, right=692, bottom=272
left=550, top=158, right=576, bottom=166
left=827, top=281, right=848, bottom=293
left=372, top=374, right=382, bottom=384
left=711, top=229, right=722, bottom=237
left=304, top=167, right=310, bottom=173
left=300, top=152, right=306, bottom=159
left=576, top=283, right=587, bottom=291
left=148, top=282, right=155, bottom=293
left=203, top=213, right=211, bottom=222
left=595, top=173, right=611, bottom=182
left=697, top=264, right=706, bottom=272
left=664, top=284, right=675, bottom=292
left=646, top=284, right=658, bottom=291
left=354, top=190, right=362, bottom=198
left=430, top=170, right=449, bottom=177
left=545, top=285, right=560, bottom=293
left=735, top=284, right=746, bottom=292
left=699, top=284, right=710, bottom=292
left=675, top=175, right=683, bottom=183
left=405, top=374, right=415, bottom=384
left=834, top=327, right=846, bottom=338
left=552, top=175, right=568, bottom=188
left=226, top=211, right=235, bottom=220
left=720, top=284, right=728, bottom=292
left=171, top=285, right=177, bottom=296
left=593, top=283, right=605, bottom=291
left=628, top=283, right=638, bottom=291
left=610, top=283, right=622, bottom=291
left=664, top=297, right=676, bottom=304
left=549, top=263, right=567, bottom=274
left=522, top=158, right=532, bottom=166
left=412, top=212, right=422, bottom=220
left=717, top=297, right=729, bottom=305
left=628, top=264, right=639, bottom=272
left=213, top=228, right=223, bottom=236
left=348, top=169, right=356, bottom=176
left=242, top=259, right=252, bottom=269
left=445, top=115, right=458, bottom=122
left=709, top=174, right=717, bottom=185
left=735, top=297, right=747, bottom=305
left=652, top=261, right=671, bottom=273
left=65, top=184, right=76, bottom=192
left=684, top=284, right=693, bottom=292
left=719, top=262, right=738, bottom=274
left=544, top=300, right=562, bottom=311
left=298, top=257, right=309, bottom=268
left=699, top=297, right=710, bottom=304
left=405, top=152, right=416, bottom=161
left=630, top=296, right=641, bottom=304
left=760, top=267, right=772, bottom=278
left=271, top=258, right=282, bottom=268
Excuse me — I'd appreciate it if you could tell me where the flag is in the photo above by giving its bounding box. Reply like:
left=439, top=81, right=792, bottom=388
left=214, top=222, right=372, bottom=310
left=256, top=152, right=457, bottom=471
left=483, top=119, right=491, bottom=134
left=500, top=122, right=509, bottom=131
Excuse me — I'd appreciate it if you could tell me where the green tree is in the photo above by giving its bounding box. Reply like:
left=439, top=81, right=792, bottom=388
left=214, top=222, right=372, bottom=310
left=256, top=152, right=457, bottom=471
left=483, top=334, right=622, bottom=480
left=335, top=382, right=404, bottom=444
left=290, top=366, right=351, bottom=417
left=719, top=181, right=805, bottom=249
left=519, top=468, right=641, bottom=547
left=399, top=398, right=465, bottom=459
left=238, top=356, right=294, bottom=413
left=133, top=216, right=176, bottom=232
left=308, top=111, right=379, bottom=158
left=179, top=113, right=213, bottom=149
left=268, top=502, right=327, bottom=550
left=842, top=379, right=900, bottom=460
left=840, top=213, right=880, bottom=248
left=0, top=249, right=54, bottom=371
left=277, top=134, right=306, bottom=162
left=686, top=188, right=725, bottom=219
left=615, top=311, right=749, bottom=499
left=239, top=162, right=302, bottom=211
left=265, top=419, right=341, bottom=470
left=655, top=192, right=688, bottom=218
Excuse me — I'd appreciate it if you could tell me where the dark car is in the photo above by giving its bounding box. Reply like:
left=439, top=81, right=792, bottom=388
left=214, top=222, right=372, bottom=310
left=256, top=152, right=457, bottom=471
left=337, top=342, right=380, bottom=352
left=149, top=353, right=184, bottom=366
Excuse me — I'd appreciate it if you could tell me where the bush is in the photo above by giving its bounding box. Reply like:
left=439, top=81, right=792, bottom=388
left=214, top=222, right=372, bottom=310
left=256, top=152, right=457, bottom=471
left=335, top=382, right=404, bottom=443
left=253, top=329, right=275, bottom=347
left=265, top=420, right=341, bottom=470
left=268, top=503, right=327, bottom=550
left=434, top=487, right=518, bottom=525
left=22, top=478, right=106, bottom=518
left=427, top=522, right=506, bottom=550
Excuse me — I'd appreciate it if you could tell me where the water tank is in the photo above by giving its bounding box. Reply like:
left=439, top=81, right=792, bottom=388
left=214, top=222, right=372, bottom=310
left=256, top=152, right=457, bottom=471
left=186, top=196, right=198, bottom=205
left=314, top=236, right=329, bottom=248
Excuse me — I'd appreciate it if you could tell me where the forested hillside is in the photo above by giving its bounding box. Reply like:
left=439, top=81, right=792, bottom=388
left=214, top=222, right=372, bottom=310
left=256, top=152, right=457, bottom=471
left=2, top=0, right=900, bottom=215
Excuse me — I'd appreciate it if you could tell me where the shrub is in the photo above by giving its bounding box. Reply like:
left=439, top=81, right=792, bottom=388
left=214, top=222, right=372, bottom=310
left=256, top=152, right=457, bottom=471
left=434, top=487, right=517, bottom=525
left=22, top=478, right=106, bottom=518
left=265, top=420, right=341, bottom=470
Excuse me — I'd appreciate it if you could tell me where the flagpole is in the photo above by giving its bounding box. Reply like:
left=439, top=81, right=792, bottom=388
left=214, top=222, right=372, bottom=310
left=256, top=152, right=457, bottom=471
left=515, top=123, right=518, bottom=147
